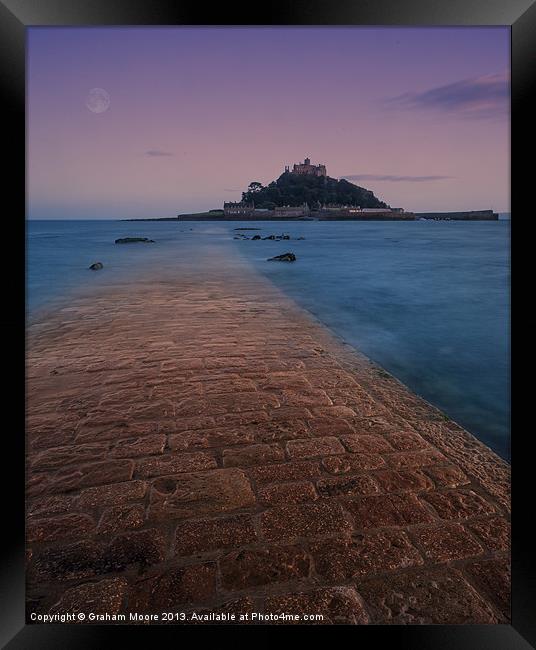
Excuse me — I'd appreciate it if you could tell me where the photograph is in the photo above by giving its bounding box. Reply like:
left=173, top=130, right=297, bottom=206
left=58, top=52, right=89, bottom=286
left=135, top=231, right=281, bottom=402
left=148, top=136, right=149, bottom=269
left=23, top=24, right=511, bottom=628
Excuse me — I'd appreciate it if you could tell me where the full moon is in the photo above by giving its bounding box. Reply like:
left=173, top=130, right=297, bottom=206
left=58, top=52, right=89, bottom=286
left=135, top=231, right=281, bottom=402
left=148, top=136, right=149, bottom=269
left=86, top=88, right=110, bottom=114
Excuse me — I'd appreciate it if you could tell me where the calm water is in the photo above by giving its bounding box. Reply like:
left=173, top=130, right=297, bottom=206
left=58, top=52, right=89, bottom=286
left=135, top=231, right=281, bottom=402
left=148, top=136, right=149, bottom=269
left=28, top=219, right=510, bottom=460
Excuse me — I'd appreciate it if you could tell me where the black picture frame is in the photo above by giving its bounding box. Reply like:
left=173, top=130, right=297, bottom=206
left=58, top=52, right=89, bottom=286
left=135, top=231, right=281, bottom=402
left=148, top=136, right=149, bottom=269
left=1, top=0, right=528, bottom=646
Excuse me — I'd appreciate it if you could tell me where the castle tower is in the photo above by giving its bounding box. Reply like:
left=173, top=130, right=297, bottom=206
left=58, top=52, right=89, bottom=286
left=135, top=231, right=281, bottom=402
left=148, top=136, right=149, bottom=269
left=290, top=157, right=327, bottom=177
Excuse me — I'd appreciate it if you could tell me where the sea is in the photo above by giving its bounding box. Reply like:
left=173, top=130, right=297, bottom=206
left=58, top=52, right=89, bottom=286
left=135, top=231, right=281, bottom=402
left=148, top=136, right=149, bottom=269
left=27, top=218, right=510, bottom=460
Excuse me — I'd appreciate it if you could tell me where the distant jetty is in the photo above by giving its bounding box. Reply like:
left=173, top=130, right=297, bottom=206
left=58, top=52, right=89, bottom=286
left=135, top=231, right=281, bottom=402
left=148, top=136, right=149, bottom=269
left=414, top=210, right=499, bottom=221
left=175, top=208, right=417, bottom=222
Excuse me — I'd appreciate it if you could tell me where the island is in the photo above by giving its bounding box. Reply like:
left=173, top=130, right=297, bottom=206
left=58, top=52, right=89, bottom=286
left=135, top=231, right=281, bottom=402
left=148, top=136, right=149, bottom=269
left=122, top=158, right=499, bottom=222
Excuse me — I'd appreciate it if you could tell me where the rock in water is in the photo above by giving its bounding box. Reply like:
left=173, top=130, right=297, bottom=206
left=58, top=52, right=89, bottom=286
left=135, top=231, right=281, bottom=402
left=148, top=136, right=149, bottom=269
left=89, top=262, right=103, bottom=270
left=267, top=252, right=296, bottom=262
left=114, top=237, right=155, bottom=244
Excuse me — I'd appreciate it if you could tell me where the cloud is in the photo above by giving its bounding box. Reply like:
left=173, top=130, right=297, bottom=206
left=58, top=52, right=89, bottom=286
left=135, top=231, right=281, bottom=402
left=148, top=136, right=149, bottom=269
left=145, top=149, right=174, bottom=157
left=386, top=73, right=509, bottom=119
left=342, top=174, right=453, bottom=183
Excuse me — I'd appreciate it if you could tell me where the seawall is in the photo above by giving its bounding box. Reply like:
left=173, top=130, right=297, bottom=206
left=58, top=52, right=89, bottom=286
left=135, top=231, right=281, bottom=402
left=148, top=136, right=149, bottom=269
left=176, top=213, right=417, bottom=221
left=135, top=209, right=498, bottom=222
left=415, top=210, right=499, bottom=220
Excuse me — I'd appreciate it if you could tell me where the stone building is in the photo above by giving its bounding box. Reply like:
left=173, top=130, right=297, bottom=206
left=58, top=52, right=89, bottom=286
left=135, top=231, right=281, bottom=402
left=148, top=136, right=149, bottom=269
left=286, top=158, right=327, bottom=177
left=223, top=201, right=254, bottom=216
left=320, top=203, right=361, bottom=211
left=274, top=203, right=310, bottom=217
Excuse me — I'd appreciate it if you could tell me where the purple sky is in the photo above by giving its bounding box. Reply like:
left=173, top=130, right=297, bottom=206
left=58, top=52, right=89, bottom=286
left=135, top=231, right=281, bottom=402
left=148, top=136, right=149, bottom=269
left=28, top=27, right=510, bottom=219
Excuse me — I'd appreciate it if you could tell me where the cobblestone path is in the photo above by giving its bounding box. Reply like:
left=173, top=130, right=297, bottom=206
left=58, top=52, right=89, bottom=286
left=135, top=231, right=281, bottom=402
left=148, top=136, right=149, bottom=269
left=26, top=266, right=510, bottom=624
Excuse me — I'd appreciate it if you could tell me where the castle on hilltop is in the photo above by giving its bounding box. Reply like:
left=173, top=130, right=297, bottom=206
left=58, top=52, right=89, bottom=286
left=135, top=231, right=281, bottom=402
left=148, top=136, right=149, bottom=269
left=285, top=157, right=327, bottom=178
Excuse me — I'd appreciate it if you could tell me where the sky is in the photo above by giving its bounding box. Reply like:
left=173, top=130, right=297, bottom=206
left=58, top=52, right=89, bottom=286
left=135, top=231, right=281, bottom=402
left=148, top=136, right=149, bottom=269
left=27, top=27, right=510, bottom=219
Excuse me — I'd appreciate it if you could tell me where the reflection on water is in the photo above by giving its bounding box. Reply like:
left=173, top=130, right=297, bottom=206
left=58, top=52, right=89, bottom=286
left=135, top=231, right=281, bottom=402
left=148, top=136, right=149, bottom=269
left=28, top=219, right=510, bottom=460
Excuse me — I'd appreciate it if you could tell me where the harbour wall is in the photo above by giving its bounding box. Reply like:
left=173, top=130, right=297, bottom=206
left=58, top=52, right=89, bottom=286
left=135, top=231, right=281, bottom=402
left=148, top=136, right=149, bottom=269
left=415, top=210, right=498, bottom=220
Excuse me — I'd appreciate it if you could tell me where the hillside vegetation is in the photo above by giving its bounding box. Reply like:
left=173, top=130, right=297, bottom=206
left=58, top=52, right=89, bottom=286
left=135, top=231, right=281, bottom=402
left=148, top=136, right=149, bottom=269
left=241, top=172, right=389, bottom=209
